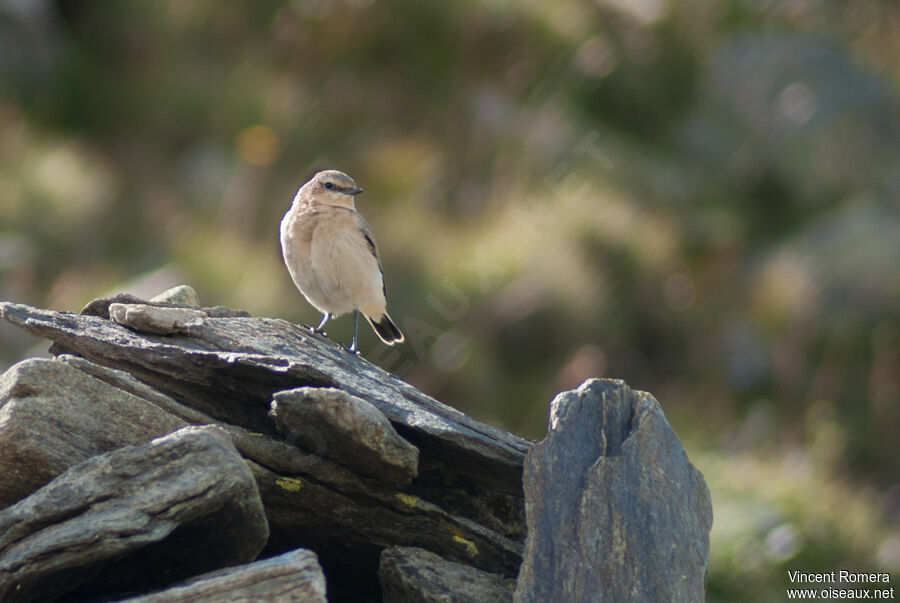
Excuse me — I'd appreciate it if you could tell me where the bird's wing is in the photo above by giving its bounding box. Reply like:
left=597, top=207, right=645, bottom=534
left=355, top=214, right=387, bottom=297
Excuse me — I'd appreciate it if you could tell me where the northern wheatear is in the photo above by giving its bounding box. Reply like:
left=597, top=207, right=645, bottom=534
left=280, top=169, right=404, bottom=354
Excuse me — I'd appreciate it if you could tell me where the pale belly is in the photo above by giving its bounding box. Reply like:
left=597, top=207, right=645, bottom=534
left=280, top=208, right=380, bottom=317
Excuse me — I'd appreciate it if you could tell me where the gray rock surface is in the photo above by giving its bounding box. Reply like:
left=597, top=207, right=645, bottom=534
left=109, top=302, right=209, bottom=335
left=514, top=379, right=713, bottom=602
left=53, top=354, right=522, bottom=579
left=271, top=386, right=419, bottom=485
left=123, top=548, right=327, bottom=602
left=379, top=546, right=514, bottom=603
left=0, top=358, right=187, bottom=508
left=0, top=425, right=269, bottom=602
left=0, top=294, right=712, bottom=601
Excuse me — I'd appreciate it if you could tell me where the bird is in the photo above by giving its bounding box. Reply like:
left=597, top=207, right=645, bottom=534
left=280, top=169, right=404, bottom=354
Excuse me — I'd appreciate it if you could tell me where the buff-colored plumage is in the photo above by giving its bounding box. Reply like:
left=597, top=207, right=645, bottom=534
left=280, top=170, right=403, bottom=353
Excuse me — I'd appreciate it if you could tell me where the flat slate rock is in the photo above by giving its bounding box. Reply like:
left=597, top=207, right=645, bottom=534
left=271, top=386, right=419, bottom=485
left=0, top=425, right=269, bottom=602
left=109, top=303, right=209, bottom=335
left=0, top=358, right=187, bottom=508
left=0, top=301, right=530, bottom=492
left=514, top=379, right=713, bottom=603
left=379, top=546, right=514, bottom=603
left=122, top=548, right=326, bottom=602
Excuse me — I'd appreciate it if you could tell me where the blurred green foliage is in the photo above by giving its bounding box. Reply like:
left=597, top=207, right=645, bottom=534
left=1, top=0, right=898, bottom=598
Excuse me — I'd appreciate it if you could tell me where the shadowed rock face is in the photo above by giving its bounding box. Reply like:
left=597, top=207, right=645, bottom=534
left=379, top=546, right=515, bottom=603
left=0, top=295, right=712, bottom=601
left=515, top=379, right=713, bottom=603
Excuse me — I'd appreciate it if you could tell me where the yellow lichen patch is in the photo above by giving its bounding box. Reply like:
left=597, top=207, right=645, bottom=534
left=442, top=521, right=479, bottom=557
left=275, top=477, right=303, bottom=492
left=395, top=493, right=419, bottom=508
left=452, top=534, right=479, bottom=557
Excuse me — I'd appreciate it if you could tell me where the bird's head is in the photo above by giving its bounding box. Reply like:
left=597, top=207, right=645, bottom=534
left=301, top=170, right=364, bottom=208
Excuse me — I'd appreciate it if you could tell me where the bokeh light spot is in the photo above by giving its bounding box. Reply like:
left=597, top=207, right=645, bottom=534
left=235, top=125, right=281, bottom=166
left=776, top=81, right=817, bottom=127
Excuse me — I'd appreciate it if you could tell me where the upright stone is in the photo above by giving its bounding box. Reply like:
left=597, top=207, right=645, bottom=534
left=515, top=379, right=712, bottom=603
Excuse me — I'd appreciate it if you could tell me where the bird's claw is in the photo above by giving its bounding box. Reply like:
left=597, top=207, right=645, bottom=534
left=306, top=325, right=328, bottom=338
left=344, top=344, right=360, bottom=356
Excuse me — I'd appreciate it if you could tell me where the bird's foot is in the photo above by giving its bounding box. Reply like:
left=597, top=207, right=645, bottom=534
left=344, top=343, right=360, bottom=356
left=305, top=324, right=329, bottom=338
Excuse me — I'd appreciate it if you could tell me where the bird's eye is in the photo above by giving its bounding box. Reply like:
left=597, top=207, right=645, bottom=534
left=324, top=182, right=334, bottom=190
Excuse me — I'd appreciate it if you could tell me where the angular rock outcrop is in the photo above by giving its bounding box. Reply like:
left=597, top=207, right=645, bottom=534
left=123, top=548, right=327, bottom=602
left=51, top=354, right=522, bottom=580
left=0, top=294, right=713, bottom=601
left=0, top=298, right=528, bottom=493
left=0, top=297, right=527, bottom=596
left=0, top=426, right=269, bottom=602
left=514, top=379, right=713, bottom=602
left=380, top=546, right=515, bottom=603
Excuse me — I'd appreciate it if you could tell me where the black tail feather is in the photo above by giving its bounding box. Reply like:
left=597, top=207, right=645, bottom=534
left=367, top=313, right=404, bottom=345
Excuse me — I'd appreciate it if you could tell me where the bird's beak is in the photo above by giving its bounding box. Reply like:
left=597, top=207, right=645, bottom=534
left=347, top=187, right=364, bottom=195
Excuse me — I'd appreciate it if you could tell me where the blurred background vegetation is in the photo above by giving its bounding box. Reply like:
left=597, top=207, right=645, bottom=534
left=1, top=0, right=898, bottom=599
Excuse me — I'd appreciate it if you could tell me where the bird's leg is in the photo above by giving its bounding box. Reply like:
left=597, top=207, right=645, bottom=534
left=346, top=310, right=360, bottom=355
left=312, top=312, right=330, bottom=336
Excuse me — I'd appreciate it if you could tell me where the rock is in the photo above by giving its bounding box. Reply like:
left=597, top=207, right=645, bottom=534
left=0, top=425, right=269, bottom=602
left=0, top=298, right=712, bottom=601
left=204, top=305, right=252, bottom=318
left=81, top=292, right=146, bottom=318
left=0, top=358, right=187, bottom=508
left=109, top=302, right=209, bottom=335
left=57, top=354, right=230, bottom=426
left=80, top=292, right=250, bottom=320
left=0, top=301, right=529, bottom=494
left=122, top=548, right=326, bottom=602
left=514, top=379, right=713, bottom=602
left=150, top=284, right=201, bottom=307
left=379, top=546, right=514, bottom=603
left=54, top=354, right=522, bottom=581
left=271, top=387, right=419, bottom=485
left=253, top=459, right=523, bottom=579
